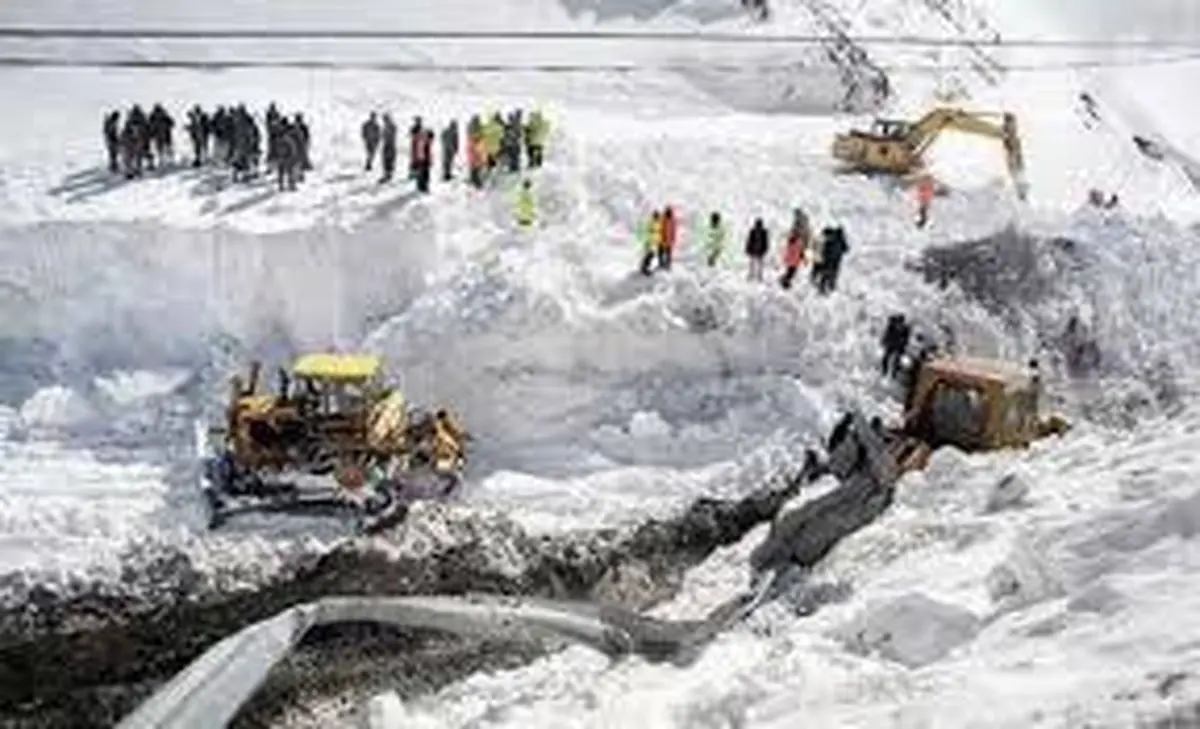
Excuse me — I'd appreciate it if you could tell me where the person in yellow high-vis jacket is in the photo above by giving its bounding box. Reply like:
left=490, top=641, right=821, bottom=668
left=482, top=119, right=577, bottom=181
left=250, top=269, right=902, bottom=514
left=482, top=112, right=503, bottom=169
left=638, top=209, right=662, bottom=275
left=514, top=179, right=536, bottom=226
left=525, top=109, right=549, bottom=168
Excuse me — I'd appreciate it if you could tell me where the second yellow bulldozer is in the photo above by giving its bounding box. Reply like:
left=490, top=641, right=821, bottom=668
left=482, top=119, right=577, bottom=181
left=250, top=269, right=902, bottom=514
left=197, top=352, right=469, bottom=533
left=831, top=106, right=1029, bottom=199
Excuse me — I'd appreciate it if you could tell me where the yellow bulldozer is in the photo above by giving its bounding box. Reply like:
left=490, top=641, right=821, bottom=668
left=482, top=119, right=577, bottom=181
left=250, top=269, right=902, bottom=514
left=823, top=355, right=1069, bottom=488
left=751, top=354, right=1069, bottom=579
left=831, top=106, right=1029, bottom=199
left=197, top=352, right=469, bottom=532
left=883, top=355, right=1068, bottom=475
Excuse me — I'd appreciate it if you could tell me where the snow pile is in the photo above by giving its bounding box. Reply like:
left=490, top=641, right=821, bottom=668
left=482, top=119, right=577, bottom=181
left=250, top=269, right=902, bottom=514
left=2, top=0, right=1200, bottom=724
left=386, top=410, right=1200, bottom=728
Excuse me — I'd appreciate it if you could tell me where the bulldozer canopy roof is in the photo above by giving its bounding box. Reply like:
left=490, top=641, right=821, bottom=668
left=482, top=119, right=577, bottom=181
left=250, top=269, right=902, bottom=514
left=923, top=356, right=1034, bottom=390
left=292, top=353, right=382, bottom=383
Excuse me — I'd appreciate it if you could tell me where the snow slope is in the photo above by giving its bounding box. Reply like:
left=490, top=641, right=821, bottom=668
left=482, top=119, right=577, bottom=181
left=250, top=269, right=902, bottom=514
left=2, top=0, right=1200, bottom=725
left=368, top=414, right=1200, bottom=728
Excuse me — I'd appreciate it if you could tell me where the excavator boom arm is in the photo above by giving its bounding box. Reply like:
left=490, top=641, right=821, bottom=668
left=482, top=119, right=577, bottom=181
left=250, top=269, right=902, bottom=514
left=907, top=108, right=1027, bottom=197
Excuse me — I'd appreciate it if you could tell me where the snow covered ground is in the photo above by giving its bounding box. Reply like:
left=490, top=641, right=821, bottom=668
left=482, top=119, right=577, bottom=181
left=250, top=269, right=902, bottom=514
left=3, top=0, right=1200, bottom=725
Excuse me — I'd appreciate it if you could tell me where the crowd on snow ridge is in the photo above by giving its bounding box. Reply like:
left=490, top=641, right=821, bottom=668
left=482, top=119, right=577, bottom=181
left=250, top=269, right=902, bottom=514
left=102, top=102, right=312, bottom=190
left=635, top=206, right=850, bottom=295
left=358, top=108, right=551, bottom=193
left=101, top=103, right=553, bottom=199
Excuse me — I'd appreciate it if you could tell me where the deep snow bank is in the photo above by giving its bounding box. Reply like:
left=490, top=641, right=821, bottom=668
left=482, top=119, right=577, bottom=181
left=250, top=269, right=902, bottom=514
left=0, top=219, right=435, bottom=399
left=377, top=407, right=1200, bottom=729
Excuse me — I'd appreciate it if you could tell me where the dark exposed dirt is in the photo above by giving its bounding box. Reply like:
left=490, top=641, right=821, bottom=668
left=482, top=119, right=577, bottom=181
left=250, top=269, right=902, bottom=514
left=0, top=468, right=808, bottom=728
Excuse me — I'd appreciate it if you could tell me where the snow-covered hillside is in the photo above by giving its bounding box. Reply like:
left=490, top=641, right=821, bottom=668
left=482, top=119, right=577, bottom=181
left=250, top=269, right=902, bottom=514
left=2, top=0, right=1200, bottom=726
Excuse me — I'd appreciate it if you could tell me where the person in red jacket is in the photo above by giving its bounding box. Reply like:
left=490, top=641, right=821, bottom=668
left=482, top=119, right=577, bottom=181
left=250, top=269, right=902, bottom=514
left=915, top=175, right=935, bottom=228
left=658, top=206, right=678, bottom=270
left=780, top=208, right=810, bottom=289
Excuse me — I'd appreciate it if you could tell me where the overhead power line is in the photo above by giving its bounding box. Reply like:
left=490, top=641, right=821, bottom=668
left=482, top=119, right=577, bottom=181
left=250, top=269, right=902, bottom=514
left=0, top=52, right=1196, bottom=73
left=0, top=26, right=1195, bottom=48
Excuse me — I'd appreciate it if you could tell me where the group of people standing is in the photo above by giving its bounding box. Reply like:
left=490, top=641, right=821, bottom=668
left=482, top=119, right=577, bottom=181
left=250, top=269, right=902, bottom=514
left=360, top=108, right=550, bottom=192
left=102, top=104, right=176, bottom=179
left=103, top=102, right=312, bottom=190
left=638, top=206, right=851, bottom=295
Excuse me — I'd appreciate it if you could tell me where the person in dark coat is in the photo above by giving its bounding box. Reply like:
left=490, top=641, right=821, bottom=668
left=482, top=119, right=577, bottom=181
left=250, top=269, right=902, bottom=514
left=126, top=104, right=150, bottom=175
left=148, top=104, right=174, bottom=169
left=293, top=113, right=311, bottom=176
left=275, top=119, right=300, bottom=191
left=103, top=111, right=121, bottom=173
left=362, top=112, right=381, bottom=171
left=379, top=113, right=398, bottom=184
left=186, top=105, right=207, bottom=167
left=880, top=313, right=911, bottom=378
left=745, top=218, right=769, bottom=281
left=408, top=116, right=423, bottom=180
left=816, top=226, right=849, bottom=294
left=440, top=120, right=459, bottom=182
left=414, top=129, right=433, bottom=193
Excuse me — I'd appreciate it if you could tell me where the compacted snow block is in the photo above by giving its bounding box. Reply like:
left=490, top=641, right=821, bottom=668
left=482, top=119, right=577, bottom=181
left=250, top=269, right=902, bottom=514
left=835, top=592, right=982, bottom=668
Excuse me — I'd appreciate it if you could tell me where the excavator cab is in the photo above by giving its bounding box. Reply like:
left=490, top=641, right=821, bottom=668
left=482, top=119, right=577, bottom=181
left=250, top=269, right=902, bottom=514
left=831, top=106, right=1028, bottom=199
left=868, top=118, right=910, bottom=140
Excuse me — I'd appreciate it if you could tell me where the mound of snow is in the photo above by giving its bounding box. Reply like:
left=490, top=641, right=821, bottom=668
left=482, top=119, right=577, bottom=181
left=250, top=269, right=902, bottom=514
left=834, top=592, right=982, bottom=668
left=18, top=385, right=96, bottom=430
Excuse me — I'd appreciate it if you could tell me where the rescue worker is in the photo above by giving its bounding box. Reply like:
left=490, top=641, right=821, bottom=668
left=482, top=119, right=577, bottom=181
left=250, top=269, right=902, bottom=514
left=362, top=112, right=381, bottom=171
left=780, top=230, right=805, bottom=289
left=103, top=110, right=121, bottom=174
left=407, top=116, right=424, bottom=179
left=275, top=119, right=301, bottom=191
left=124, top=104, right=149, bottom=178
left=640, top=210, right=662, bottom=275
left=185, top=105, right=207, bottom=168
left=483, top=112, right=503, bottom=170
left=119, top=113, right=142, bottom=179
left=414, top=128, right=433, bottom=193
left=148, top=104, right=174, bottom=169
left=440, top=120, right=459, bottom=182
left=880, top=313, right=911, bottom=377
left=704, top=211, right=726, bottom=266
left=816, top=225, right=848, bottom=294
left=525, top=109, right=548, bottom=168
left=293, top=113, right=311, bottom=178
left=514, top=179, right=536, bottom=227
left=467, top=130, right=486, bottom=188
left=658, top=205, right=678, bottom=270
left=379, top=113, right=398, bottom=184
left=916, top=175, right=935, bottom=228
left=745, top=218, right=769, bottom=281
left=502, top=110, right=523, bottom=173
left=779, top=208, right=810, bottom=289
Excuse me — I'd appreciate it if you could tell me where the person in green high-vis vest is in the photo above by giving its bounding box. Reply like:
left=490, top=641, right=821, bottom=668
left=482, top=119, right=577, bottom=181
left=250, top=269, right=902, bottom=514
left=638, top=209, right=662, bottom=275
left=514, top=178, right=536, bottom=227
left=705, top=210, right=727, bottom=266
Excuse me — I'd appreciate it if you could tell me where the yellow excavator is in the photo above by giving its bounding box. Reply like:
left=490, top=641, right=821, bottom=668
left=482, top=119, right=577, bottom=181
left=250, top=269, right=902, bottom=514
left=831, top=107, right=1028, bottom=199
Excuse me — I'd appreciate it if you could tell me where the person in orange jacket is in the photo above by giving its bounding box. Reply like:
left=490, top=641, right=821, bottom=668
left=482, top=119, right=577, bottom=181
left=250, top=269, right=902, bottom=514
left=467, top=133, right=486, bottom=188
left=780, top=208, right=809, bottom=289
left=658, top=205, right=678, bottom=270
left=915, top=175, right=935, bottom=228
